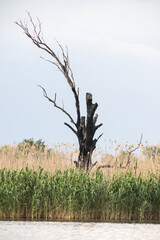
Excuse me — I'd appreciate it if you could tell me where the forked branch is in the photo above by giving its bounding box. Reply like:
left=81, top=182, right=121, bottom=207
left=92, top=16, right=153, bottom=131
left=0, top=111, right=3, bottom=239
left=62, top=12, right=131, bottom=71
left=125, top=133, right=143, bottom=168
left=37, top=85, right=76, bottom=128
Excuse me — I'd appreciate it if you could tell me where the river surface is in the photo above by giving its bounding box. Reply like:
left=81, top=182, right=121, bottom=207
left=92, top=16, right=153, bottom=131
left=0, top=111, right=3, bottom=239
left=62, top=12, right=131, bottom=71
left=0, top=221, right=160, bottom=240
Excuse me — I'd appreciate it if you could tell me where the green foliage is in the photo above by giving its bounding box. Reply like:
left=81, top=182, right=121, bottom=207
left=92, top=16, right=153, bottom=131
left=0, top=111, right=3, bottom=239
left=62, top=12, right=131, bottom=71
left=108, top=173, right=160, bottom=220
left=0, top=168, right=159, bottom=221
left=18, top=138, right=46, bottom=153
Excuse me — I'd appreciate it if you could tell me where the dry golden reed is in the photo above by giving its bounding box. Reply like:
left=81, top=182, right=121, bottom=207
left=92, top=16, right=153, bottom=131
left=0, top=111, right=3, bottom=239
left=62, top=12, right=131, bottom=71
left=0, top=140, right=160, bottom=176
left=0, top=142, right=76, bottom=174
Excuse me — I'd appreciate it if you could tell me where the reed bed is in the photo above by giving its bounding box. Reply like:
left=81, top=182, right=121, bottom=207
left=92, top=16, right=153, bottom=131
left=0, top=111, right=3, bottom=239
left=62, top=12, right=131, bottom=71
left=0, top=142, right=76, bottom=173
left=0, top=140, right=160, bottom=176
left=0, top=167, right=159, bottom=221
left=0, top=140, right=159, bottom=221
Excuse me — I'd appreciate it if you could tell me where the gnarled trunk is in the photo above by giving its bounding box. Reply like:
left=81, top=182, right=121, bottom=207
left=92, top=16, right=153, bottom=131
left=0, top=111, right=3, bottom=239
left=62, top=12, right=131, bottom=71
left=75, top=93, right=102, bottom=170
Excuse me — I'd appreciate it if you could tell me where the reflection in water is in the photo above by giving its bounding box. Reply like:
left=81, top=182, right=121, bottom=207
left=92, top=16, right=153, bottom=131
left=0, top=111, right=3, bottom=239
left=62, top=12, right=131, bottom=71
left=0, top=221, right=160, bottom=240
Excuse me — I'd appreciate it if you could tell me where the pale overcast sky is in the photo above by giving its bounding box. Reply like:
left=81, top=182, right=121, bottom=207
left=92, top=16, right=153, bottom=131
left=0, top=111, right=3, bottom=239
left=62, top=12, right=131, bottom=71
left=0, top=0, right=160, bottom=147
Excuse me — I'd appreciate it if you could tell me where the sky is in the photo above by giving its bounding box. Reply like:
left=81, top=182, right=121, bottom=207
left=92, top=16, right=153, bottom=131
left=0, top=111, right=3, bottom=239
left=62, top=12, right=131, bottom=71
left=0, top=0, right=160, bottom=148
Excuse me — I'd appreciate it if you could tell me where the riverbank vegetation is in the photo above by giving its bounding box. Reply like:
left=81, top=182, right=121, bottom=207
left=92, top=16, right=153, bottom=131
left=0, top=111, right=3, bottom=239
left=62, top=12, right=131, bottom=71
left=0, top=139, right=160, bottom=176
left=0, top=167, right=159, bottom=221
left=0, top=140, right=159, bottom=221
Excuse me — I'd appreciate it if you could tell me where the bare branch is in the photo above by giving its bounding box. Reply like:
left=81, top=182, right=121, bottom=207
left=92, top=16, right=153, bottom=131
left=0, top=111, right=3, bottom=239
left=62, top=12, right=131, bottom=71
left=125, top=133, right=143, bottom=168
left=97, top=134, right=143, bottom=171
left=37, top=85, right=76, bottom=126
left=40, top=56, right=64, bottom=74
left=97, top=133, right=103, bottom=141
left=95, top=123, right=103, bottom=131
left=64, top=123, right=77, bottom=135
left=92, top=161, right=97, bottom=168
left=97, top=164, right=114, bottom=170
left=127, top=133, right=143, bottom=154
left=16, top=13, right=81, bottom=128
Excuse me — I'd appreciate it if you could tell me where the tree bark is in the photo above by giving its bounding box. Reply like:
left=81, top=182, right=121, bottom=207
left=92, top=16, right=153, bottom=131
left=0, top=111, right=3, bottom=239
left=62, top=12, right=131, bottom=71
left=74, top=93, right=102, bottom=170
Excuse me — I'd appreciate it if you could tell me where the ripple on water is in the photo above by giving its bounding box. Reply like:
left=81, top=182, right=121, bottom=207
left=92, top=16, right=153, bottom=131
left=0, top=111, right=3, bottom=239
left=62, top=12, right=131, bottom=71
left=0, top=221, right=160, bottom=240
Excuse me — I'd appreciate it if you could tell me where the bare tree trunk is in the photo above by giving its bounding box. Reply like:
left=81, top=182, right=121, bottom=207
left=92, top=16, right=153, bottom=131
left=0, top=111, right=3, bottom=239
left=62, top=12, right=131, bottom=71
left=74, top=93, right=102, bottom=170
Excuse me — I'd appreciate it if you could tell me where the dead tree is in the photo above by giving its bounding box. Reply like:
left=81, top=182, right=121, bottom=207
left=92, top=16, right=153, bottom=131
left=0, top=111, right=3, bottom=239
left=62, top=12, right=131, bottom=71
left=15, top=13, right=103, bottom=170
left=125, top=133, right=143, bottom=168
left=97, top=134, right=143, bottom=170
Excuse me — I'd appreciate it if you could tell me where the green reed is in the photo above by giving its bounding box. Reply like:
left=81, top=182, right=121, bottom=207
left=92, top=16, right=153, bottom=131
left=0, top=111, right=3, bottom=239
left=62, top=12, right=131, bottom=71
left=0, top=167, right=159, bottom=221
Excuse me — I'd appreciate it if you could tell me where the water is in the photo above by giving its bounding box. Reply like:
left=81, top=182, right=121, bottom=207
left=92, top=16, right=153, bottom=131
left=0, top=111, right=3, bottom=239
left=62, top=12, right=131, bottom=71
left=0, top=221, right=160, bottom=240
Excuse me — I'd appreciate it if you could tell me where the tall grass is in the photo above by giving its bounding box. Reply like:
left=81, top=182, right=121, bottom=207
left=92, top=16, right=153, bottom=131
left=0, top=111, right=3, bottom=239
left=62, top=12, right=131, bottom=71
left=0, top=142, right=77, bottom=173
left=0, top=141, right=159, bottom=176
left=0, top=167, right=159, bottom=221
left=0, top=140, right=159, bottom=221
